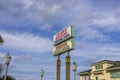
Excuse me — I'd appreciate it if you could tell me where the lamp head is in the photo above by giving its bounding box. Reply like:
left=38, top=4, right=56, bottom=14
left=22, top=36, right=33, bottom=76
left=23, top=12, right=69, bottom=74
left=40, top=70, right=44, bottom=78
left=72, top=62, right=77, bottom=72
left=4, top=53, right=11, bottom=65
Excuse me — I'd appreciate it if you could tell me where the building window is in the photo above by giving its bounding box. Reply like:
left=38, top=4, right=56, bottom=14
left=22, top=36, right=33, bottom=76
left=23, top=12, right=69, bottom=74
left=100, top=64, right=103, bottom=69
left=96, top=77, right=98, bottom=80
left=95, top=66, right=97, bottom=70
left=110, top=71, right=120, bottom=78
left=95, top=64, right=103, bottom=70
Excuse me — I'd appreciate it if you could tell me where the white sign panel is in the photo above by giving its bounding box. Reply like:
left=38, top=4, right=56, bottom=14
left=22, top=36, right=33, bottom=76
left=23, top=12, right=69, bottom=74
left=53, top=25, right=74, bottom=46
left=53, top=39, right=74, bottom=56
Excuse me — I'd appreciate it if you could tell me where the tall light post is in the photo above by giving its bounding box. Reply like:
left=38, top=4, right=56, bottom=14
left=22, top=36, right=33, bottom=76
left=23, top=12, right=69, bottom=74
left=72, top=62, right=77, bottom=80
left=40, top=70, right=44, bottom=80
left=4, top=53, right=11, bottom=80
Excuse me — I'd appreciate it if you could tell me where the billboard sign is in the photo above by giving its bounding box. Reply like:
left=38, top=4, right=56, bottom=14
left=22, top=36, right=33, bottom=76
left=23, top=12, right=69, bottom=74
left=53, top=25, right=74, bottom=46
left=53, top=39, right=74, bottom=56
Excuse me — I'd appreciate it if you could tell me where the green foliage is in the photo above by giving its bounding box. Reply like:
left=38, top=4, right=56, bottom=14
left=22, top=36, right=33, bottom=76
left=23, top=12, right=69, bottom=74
left=1, top=75, right=15, bottom=80
left=0, top=64, right=15, bottom=80
left=6, top=76, right=15, bottom=80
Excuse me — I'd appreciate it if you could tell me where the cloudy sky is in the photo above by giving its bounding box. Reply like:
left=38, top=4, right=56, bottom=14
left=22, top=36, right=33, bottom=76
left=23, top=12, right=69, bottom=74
left=0, top=0, right=120, bottom=80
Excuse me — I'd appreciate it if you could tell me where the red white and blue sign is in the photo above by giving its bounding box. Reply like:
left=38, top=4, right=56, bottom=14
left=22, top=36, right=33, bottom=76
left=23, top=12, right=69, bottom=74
left=53, top=25, right=74, bottom=46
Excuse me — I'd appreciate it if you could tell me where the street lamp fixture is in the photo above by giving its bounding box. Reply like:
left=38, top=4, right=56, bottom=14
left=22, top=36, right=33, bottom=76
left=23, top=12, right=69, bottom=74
left=72, top=62, right=77, bottom=80
left=4, top=53, right=11, bottom=80
left=0, top=35, right=4, bottom=45
left=40, top=70, right=44, bottom=80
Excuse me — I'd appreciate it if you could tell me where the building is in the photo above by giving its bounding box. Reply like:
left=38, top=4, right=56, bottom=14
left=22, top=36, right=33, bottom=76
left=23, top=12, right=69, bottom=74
left=78, top=60, right=120, bottom=80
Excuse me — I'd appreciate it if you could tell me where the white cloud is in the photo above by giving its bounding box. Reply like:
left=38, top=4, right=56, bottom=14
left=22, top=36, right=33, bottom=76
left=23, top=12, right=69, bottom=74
left=1, top=32, right=52, bottom=53
left=40, top=24, right=52, bottom=30
left=0, top=0, right=120, bottom=80
left=93, top=16, right=120, bottom=31
left=94, top=45, right=120, bottom=56
left=21, top=0, right=35, bottom=10
left=93, top=17, right=118, bottom=26
left=0, top=0, right=62, bottom=30
left=77, top=27, right=107, bottom=42
left=91, top=7, right=120, bottom=31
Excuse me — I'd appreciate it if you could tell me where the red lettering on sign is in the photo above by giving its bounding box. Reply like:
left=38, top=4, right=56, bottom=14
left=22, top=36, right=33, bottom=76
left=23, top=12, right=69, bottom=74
left=55, top=29, right=68, bottom=41
left=56, top=42, right=67, bottom=49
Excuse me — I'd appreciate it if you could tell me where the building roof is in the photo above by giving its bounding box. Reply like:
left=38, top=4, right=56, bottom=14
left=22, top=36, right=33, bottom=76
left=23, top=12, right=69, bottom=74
left=91, top=60, right=115, bottom=66
left=77, top=69, right=91, bottom=76
left=107, top=61, right=120, bottom=71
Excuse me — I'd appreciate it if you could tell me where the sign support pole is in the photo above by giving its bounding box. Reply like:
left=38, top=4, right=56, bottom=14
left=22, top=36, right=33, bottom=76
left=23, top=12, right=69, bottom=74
left=66, top=52, right=70, bottom=80
left=53, top=26, right=74, bottom=80
left=56, top=55, right=61, bottom=80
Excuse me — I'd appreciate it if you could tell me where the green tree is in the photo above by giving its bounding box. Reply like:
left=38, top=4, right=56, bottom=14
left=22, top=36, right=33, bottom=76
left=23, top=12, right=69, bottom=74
left=6, top=76, right=15, bottom=80
left=2, top=75, right=15, bottom=80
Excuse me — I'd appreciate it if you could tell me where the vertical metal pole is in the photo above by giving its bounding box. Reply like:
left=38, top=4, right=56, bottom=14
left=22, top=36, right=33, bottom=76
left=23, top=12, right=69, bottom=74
left=4, top=65, right=8, bottom=80
left=56, top=55, right=61, bottom=80
left=74, top=71, right=76, bottom=80
left=66, top=52, right=70, bottom=80
left=41, top=75, right=42, bottom=80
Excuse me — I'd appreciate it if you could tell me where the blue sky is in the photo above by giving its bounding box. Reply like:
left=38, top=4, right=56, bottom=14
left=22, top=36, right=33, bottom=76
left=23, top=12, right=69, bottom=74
left=0, top=0, right=120, bottom=80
